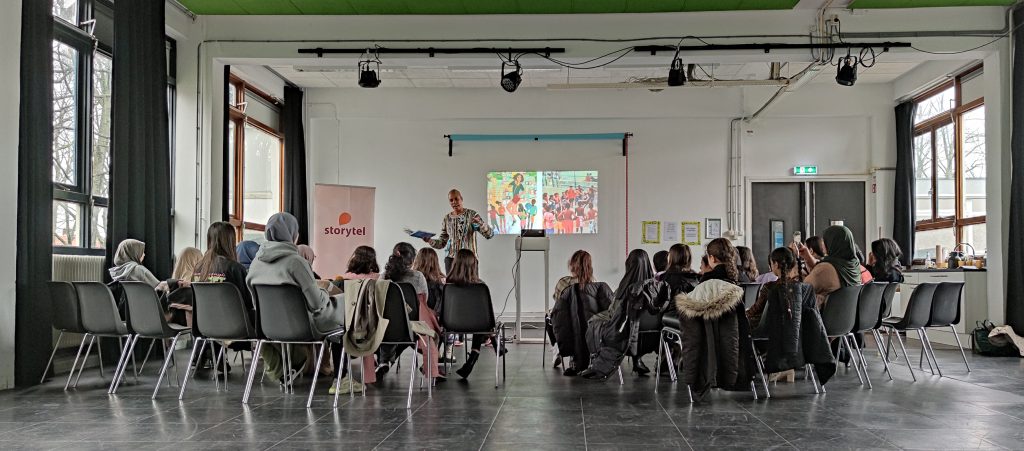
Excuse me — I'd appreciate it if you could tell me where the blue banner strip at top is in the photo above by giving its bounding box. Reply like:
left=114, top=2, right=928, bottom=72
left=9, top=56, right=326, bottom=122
left=448, top=133, right=627, bottom=142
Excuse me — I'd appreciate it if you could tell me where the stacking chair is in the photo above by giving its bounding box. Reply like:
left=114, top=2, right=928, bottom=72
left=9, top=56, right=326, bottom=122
left=881, top=282, right=938, bottom=382
left=924, top=282, right=970, bottom=376
left=440, top=283, right=506, bottom=388
left=245, top=284, right=345, bottom=408
left=849, top=282, right=890, bottom=387
left=820, top=285, right=867, bottom=386
left=389, top=283, right=422, bottom=375
left=42, top=282, right=91, bottom=384
left=741, top=283, right=763, bottom=310
left=115, top=282, right=191, bottom=398
left=379, top=282, right=434, bottom=409
left=179, top=282, right=261, bottom=399
left=655, top=312, right=691, bottom=400
left=623, top=310, right=661, bottom=385
left=71, top=282, right=135, bottom=392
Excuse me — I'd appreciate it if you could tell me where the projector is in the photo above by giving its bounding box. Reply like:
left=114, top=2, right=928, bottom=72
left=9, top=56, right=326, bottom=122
left=520, top=229, right=546, bottom=238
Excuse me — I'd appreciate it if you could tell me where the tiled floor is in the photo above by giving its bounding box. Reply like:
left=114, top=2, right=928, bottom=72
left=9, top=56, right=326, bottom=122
left=2, top=337, right=1024, bottom=450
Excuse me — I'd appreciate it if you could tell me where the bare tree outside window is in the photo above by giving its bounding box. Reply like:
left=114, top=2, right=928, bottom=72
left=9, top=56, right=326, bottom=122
left=92, top=54, right=111, bottom=199
left=53, top=201, right=80, bottom=246
left=52, top=0, right=77, bottom=24
left=52, top=41, right=77, bottom=186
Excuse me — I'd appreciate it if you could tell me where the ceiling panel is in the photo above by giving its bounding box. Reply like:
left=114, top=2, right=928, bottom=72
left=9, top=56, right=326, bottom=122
left=178, top=0, right=800, bottom=15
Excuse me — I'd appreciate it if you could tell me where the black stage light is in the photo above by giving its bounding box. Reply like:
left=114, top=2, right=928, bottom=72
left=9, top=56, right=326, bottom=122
left=358, top=59, right=381, bottom=88
left=667, top=57, right=686, bottom=86
left=500, top=60, right=523, bottom=93
left=836, top=56, right=858, bottom=86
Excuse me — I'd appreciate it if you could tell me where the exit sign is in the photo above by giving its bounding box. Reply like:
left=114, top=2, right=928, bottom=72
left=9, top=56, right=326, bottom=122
left=792, top=166, right=818, bottom=175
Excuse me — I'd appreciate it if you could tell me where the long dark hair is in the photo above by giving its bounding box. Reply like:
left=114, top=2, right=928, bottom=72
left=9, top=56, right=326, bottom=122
left=805, top=236, right=826, bottom=259
left=447, top=249, right=481, bottom=285
left=615, top=249, right=653, bottom=299
left=666, top=244, right=693, bottom=273
left=568, top=250, right=594, bottom=286
left=705, top=238, right=739, bottom=282
left=652, top=251, right=669, bottom=273
left=870, top=238, right=903, bottom=278
left=194, top=222, right=237, bottom=281
left=347, top=246, right=380, bottom=274
left=769, top=247, right=800, bottom=313
left=736, top=246, right=759, bottom=281
left=414, top=247, right=445, bottom=284
left=384, top=242, right=415, bottom=281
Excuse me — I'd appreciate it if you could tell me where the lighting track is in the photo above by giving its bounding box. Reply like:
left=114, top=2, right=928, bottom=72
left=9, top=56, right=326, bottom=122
left=298, top=47, right=565, bottom=57
left=634, top=42, right=911, bottom=54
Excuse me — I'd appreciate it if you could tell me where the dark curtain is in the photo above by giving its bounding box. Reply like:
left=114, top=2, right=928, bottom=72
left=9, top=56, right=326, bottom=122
left=15, top=0, right=54, bottom=386
left=1006, top=6, right=1024, bottom=330
left=892, top=101, right=916, bottom=268
left=282, top=85, right=310, bottom=244
left=222, top=65, right=231, bottom=222
left=105, top=0, right=172, bottom=280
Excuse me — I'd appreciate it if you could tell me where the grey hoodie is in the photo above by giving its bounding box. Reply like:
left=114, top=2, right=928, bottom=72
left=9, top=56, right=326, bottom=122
left=245, top=241, right=343, bottom=334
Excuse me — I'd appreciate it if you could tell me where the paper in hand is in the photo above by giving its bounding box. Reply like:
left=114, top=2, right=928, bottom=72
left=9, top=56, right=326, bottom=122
left=403, top=228, right=435, bottom=240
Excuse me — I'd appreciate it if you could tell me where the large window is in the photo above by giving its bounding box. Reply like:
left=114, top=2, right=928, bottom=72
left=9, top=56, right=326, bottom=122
left=226, top=74, right=284, bottom=240
left=912, top=65, right=986, bottom=260
left=51, top=0, right=178, bottom=253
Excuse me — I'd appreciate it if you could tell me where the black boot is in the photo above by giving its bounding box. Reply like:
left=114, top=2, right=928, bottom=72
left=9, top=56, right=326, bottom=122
left=632, top=356, right=650, bottom=377
left=456, top=351, right=479, bottom=379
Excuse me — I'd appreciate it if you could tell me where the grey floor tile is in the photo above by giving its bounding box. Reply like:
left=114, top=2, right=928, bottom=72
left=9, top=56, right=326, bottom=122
left=870, top=428, right=997, bottom=450
left=584, top=425, right=688, bottom=447
left=772, top=427, right=899, bottom=450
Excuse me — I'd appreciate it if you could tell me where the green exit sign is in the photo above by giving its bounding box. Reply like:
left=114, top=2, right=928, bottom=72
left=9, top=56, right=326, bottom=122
left=793, top=166, right=818, bottom=175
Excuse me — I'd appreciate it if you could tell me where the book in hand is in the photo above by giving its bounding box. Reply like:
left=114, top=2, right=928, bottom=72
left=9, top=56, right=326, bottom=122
left=404, top=228, right=435, bottom=240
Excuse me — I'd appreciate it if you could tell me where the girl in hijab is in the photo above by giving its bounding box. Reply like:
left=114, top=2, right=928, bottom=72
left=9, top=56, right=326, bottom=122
left=109, top=239, right=161, bottom=287
left=246, top=213, right=344, bottom=386
left=297, top=244, right=322, bottom=279
left=580, top=249, right=661, bottom=380
left=236, top=240, right=260, bottom=270
left=800, top=225, right=862, bottom=307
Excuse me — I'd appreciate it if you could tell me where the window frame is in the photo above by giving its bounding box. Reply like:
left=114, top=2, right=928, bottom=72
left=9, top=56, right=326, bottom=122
left=226, top=74, right=285, bottom=236
left=912, top=64, right=986, bottom=251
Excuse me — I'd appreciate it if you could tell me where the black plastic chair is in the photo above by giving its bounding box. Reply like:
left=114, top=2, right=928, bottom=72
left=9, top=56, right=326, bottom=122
left=741, top=283, right=763, bottom=310
left=440, top=283, right=506, bottom=388
left=820, top=285, right=867, bottom=386
left=878, top=282, right=898, bottom=323
left=850, top=282, right=890, bottom=386
left=178, top=282, right=261, bottom=400
left=881, top=282, right=939, bottom=382
left=655, top=312, right=693, bottom=401
left=925, top=282, right=970, bottom=375
left=246, top=284, right=345, bottom=408
left=42, top=281, right=90, bottom=384
left=116, top=282, right=191, bottom=398
left=71, top=282, right=135, bottom=392
left=378, top=282, right=434, bottom=409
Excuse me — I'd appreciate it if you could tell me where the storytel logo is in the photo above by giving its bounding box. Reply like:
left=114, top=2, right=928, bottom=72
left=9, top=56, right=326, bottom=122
left=324, top=212, right=366, bottom=237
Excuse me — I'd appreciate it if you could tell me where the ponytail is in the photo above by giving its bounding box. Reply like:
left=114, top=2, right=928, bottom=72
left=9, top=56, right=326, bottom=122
left=706, top=238, right=739, bottom=282
left=769, top=247, right=800, bottom=317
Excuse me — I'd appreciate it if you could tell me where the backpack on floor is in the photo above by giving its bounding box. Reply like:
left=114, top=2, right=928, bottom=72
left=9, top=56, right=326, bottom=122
left=972, top=320, right=1019, bottom=357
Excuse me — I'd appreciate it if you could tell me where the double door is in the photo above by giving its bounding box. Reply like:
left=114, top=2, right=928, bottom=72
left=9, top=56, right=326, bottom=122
left=750, top=181, right=866, bottom=274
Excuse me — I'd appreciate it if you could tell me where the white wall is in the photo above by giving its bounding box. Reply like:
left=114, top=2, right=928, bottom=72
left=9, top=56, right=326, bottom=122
left=0, top=0, right=22, bottom=389
left=304, top=83, right=895, bottom=316
left=166, top=4, right=205, bottom=251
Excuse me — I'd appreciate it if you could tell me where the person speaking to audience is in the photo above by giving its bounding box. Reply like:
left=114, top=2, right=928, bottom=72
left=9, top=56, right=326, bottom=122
left=424, top=188, right=494, bottom=273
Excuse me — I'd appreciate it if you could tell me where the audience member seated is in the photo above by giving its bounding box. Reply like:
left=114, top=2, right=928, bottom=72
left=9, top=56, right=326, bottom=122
left=737, top=246, right=760, bottom=284
left=413, top=247, right=452, bottom=364
left=673, top=237, right=755, bottom=398
left=745, top=247, right=836, bottom=384
left=297, top=244, right=321, bottom=279
left=379, top=242, right=445, bottom=382
left=236, top=240, right=260, bottom=269
left=246, top=213, right=344, bottom=387
left=652, top=250, right=669, bottom=279
left=343, top=246, right=380, bottom=280
left=579, top=249, right=660, bottom=380
left=797, top=225, right=863, bottom=307
left=110, top=238, right=161, bottom=287
left=550, top=250, right=613, bottom=376
left=448, top=249, right=506, bottom=379
left=754, top=248, right=779, bottom=284
left=699, top=254, right=712, bottom=274
left=856, top=249, right=874, bottom=284
left=159, top=246, right=202, bottom=326
left=190, top=221, right=253, bottom=372
left=868, top=238, right=905, bottom=283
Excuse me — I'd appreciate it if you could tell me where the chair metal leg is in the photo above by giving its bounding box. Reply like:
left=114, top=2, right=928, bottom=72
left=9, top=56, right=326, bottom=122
left=920, top=329, right=943, bottom=377
left=152, top=334, right=181, bottom=399
left=750, top=380, right=759, bottom=400
left=871, top=329, right=894, bottom=381
left=41, top=330, right=65, bottom=384
left=220, top=345, right=229, bottom=390
left=349, top=352, right=356, bottom=400
left=654, top=333, right=664, bottom=393
left=97, top=337, right=105, bottom=378
left=306, top=342, right=326, bottom=408
left=179, top=338, right=207, bottom=400
left=242, top=340, right=263, bottom=405
left=915, top=329, right=936, bottom=375
left=426, top=337, right=434, bottom=397
left=64, top=334, right=90, bottom=391
left=850, top=334, right=872, bottom=389
left=664, top=335, right=678, bottom=382
left=752, top=341, right=770, bottom=397
left=407, top=341, right=418, bottom=409
left=73, top=335, right=98, bottom=389
left=111, top=335, right=140, bottom=394
left=138, top=338, right=156, bottom=376
left=950, top=325, right=971, bottom=372
left=890, top=328, right=917, bottom=381
left=840, top=335, right=865, bottom=386
left=333, top=346, right=347, bottom=409
left=808, top=364, right=825, bottom=394
left=617, top=365, right=624, bottom=385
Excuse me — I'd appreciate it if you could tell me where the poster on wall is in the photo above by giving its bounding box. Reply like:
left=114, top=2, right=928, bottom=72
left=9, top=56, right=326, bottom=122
left=771, top=219, right=785, bottom=250
left=642, top=221, right=661, bottom=244
left=682, top=222, right=701, bottom=246
left=664, top=221, right=680, bottom=243
left=313, top=184, right=375, bottom=279
left=706, top=218, right=722, bottom=240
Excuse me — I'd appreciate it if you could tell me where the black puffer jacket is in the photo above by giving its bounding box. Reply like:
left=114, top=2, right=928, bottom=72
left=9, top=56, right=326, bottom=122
left=752, top=281, right=836, bottom=384
left=551, top=282, right=614, bottom=369
left=585, top=279, right=662, bottom=377
left=674, top=278, right=756, bottom=397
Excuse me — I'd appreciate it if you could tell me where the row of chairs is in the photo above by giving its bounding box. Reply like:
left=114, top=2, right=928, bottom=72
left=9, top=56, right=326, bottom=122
left=42, top=280, right=506, bottom=409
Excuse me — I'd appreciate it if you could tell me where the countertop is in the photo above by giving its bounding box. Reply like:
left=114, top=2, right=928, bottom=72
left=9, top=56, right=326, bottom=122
left=905, top=268, right=987, bottom=273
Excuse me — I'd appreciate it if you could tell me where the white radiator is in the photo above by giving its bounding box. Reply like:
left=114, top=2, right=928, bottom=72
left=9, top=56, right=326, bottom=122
left=51, top=254, right=107, bottom=350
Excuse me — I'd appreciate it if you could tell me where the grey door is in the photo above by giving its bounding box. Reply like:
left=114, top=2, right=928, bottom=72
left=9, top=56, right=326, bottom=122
left=812, top=181, right=867, bottom=259
left=751, top=182, right=804, bottom=274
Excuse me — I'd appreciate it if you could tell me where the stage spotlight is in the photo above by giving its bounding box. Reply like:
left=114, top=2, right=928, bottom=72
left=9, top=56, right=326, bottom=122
left=358, top=59, right=381, bottom=88
left=500, top=61, right=523, bottom=93
left=667, top=57, right=686, bottom=87
left=836, top=56, right=858, bottom=87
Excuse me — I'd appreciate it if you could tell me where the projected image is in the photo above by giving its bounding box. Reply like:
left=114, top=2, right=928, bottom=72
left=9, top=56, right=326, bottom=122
left=486, top=170, right=598, bottom=235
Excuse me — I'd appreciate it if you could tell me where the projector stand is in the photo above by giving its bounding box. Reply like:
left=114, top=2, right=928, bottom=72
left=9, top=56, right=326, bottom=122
left=514, top=236, right=549, bottom=343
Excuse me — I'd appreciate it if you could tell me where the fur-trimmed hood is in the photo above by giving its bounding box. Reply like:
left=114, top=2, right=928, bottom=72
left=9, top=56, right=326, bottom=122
left=674, top=279, right=743, bottom=319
